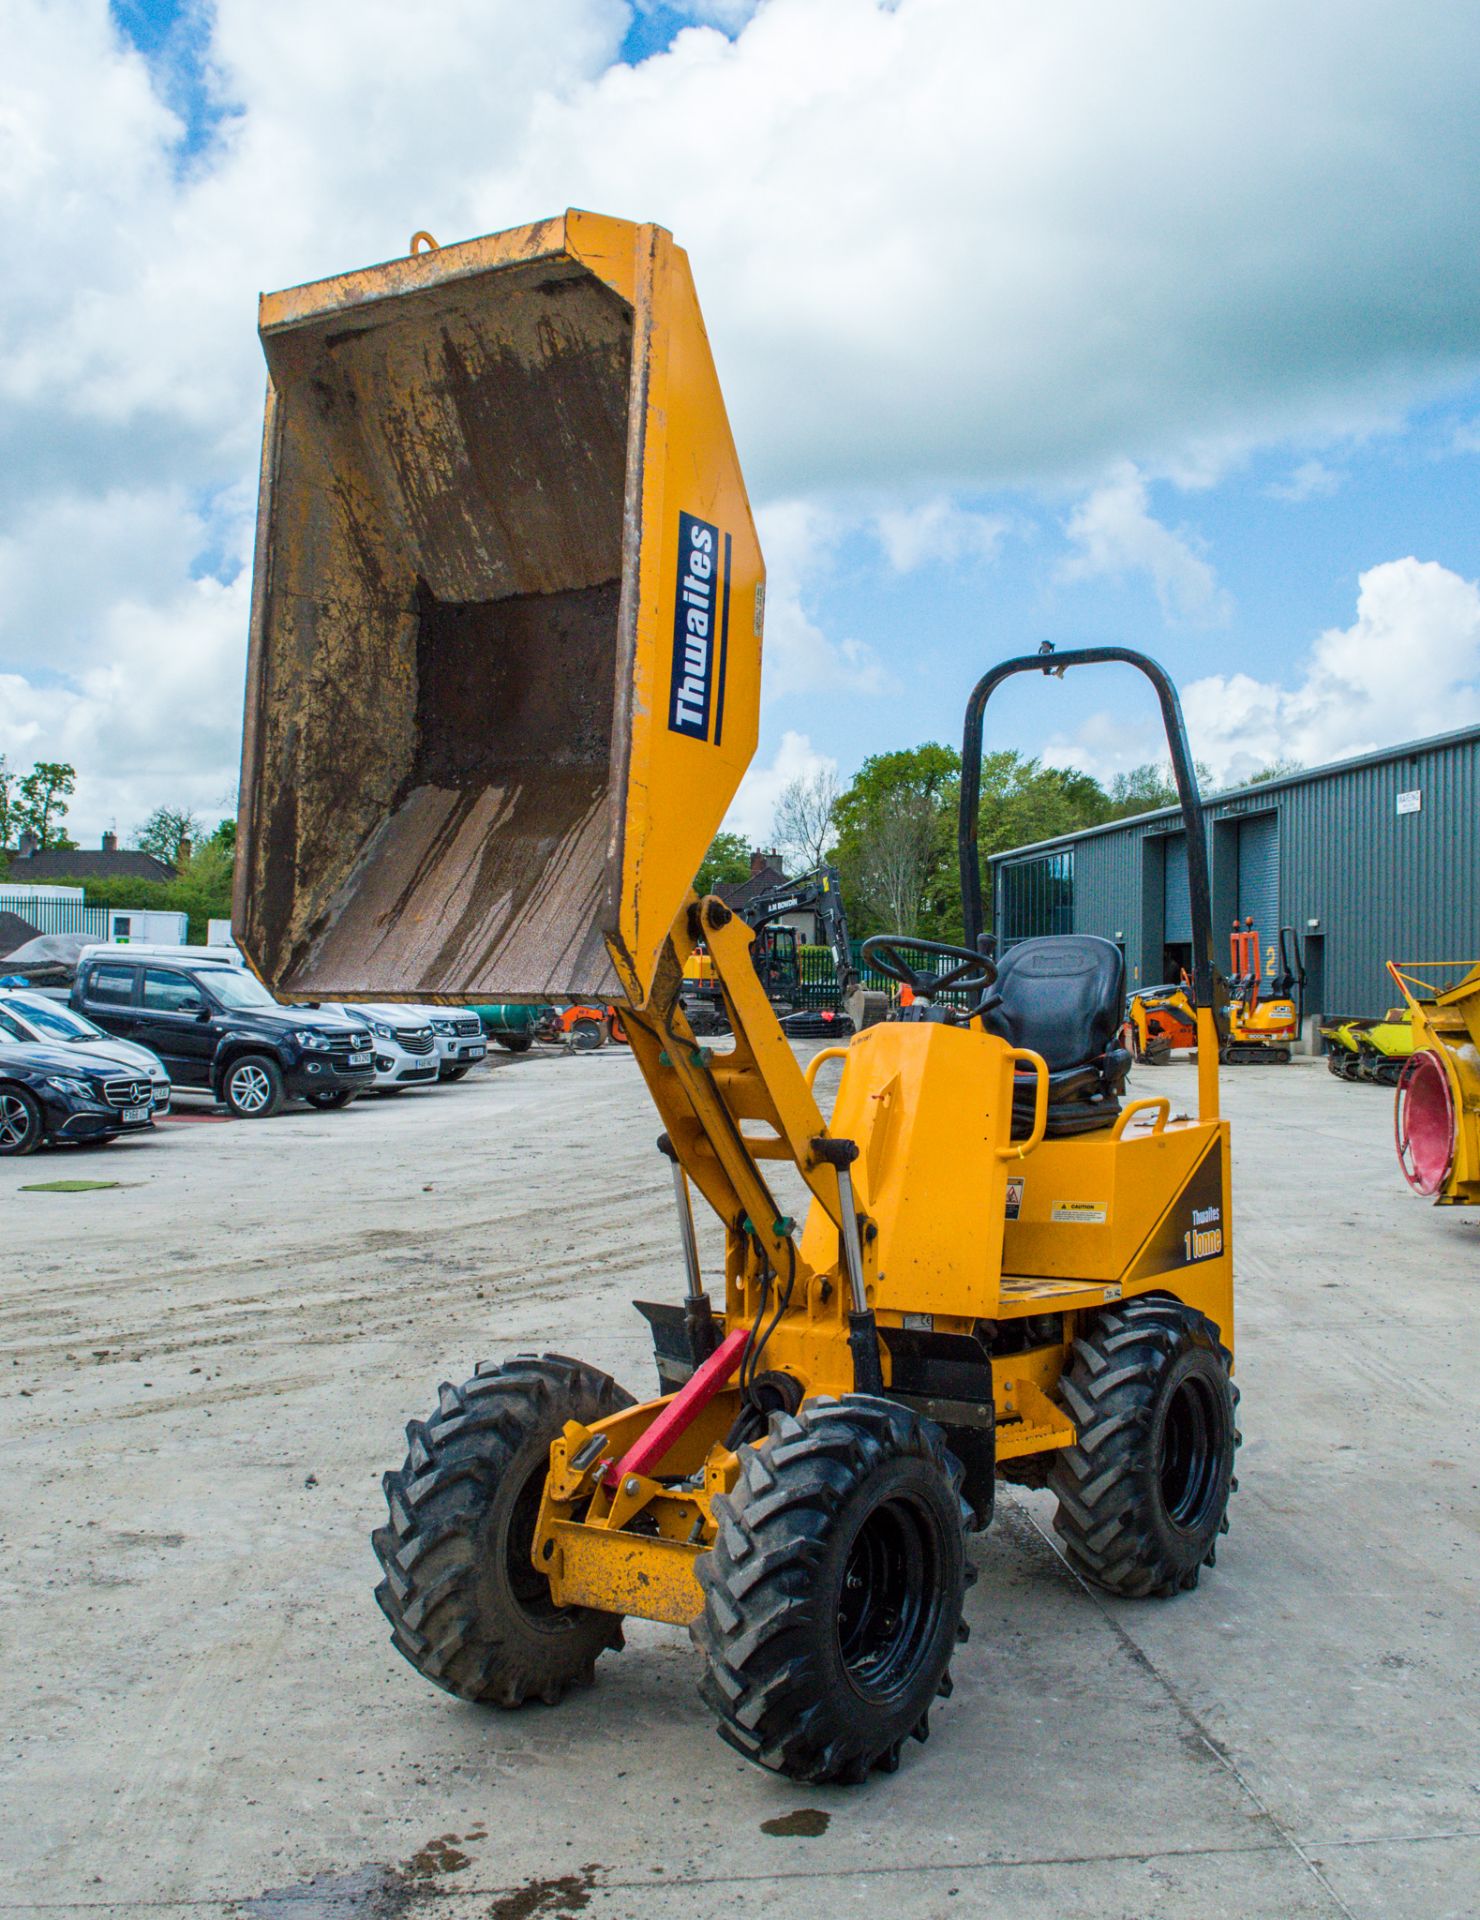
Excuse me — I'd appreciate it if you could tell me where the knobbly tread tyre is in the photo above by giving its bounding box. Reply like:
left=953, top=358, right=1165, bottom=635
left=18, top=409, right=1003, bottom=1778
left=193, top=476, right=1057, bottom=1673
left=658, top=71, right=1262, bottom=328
left=373, top=1354, right=634, bottom=1709
left=1049, top=1296, right=1239, bottom=1599
left=691, top=1395, right=972, bottom=1785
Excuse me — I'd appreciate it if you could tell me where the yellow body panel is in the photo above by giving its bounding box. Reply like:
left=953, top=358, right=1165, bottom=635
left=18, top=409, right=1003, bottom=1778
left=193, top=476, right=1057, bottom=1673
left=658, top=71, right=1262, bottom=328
left=799, top=1021, right=1017, bottom=1319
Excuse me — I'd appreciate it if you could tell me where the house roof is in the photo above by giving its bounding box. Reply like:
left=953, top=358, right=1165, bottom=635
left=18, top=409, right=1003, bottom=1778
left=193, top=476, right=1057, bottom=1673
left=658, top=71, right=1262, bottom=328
left=8, top=848, right=177, bottom=883
left=715, top=861, right=790, bottom=912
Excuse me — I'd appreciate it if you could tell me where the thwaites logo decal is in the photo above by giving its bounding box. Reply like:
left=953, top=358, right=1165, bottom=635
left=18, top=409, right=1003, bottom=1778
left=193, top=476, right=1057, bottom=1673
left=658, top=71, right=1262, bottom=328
left=669, top=511, right=732, bottom=742
left=1128, top=1139, right=1227, bottom=1280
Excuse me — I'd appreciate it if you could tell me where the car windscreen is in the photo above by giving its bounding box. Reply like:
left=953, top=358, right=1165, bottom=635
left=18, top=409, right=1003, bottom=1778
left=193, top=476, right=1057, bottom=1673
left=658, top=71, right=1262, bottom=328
left=10, top=996, right=101, bottom=1041
left=201, top=970, right=279, bottom=1010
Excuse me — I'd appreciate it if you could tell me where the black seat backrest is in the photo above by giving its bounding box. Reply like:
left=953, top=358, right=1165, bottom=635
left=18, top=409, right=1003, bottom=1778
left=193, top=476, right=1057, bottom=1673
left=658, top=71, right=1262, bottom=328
left=991, top=936, right=1125, bottom=1073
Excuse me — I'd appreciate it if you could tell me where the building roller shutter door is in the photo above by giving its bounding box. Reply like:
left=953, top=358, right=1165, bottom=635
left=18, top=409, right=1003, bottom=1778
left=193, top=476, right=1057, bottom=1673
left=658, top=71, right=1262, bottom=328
left=1236, top=813, right=1279, bottom=955
left=1162, top=834, right=1191, bottom=946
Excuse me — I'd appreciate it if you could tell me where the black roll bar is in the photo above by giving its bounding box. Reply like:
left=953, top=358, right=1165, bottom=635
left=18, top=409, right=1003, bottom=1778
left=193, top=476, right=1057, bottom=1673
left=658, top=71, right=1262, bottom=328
left=958, top=646, right=1217, bottom=1015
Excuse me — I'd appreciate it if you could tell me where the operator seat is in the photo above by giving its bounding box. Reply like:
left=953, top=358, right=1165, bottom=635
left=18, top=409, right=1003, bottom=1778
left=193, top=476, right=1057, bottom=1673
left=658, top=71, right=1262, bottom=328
left=982, top=935, right=1132, bottom=1136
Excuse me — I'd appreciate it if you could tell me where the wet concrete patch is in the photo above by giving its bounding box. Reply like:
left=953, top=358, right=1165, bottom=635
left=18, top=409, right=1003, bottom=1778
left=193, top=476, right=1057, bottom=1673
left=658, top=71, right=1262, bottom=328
left=486, top=1864, right=600, bottom=1918
left=238, top=1863, right=422, bottom=1918
left=760, top=1809, right=831, bottom=1838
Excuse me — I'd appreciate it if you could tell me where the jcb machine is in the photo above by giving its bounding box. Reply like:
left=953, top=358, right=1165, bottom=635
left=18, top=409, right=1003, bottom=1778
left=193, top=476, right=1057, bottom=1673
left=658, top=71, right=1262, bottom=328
left=1223, top=920, right=1299, bottom=1063
left=683, top=862, right=884, bottom=1035
left=235, top=213, right=1239, bottom=1783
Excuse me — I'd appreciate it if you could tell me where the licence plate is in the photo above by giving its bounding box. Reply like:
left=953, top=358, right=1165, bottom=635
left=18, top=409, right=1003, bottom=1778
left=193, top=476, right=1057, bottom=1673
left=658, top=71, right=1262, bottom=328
left=349, top=1051, right=372, bottom=1066
left=462, top=1044, right=486, bottom=1058
left=123, top=1105, right=150, bottom=1124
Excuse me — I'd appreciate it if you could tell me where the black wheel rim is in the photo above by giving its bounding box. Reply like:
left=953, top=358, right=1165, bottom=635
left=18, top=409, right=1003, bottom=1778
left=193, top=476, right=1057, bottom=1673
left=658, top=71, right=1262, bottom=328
left=1159, top=1372, right=1223, bottom=1531
left=835, top=1494, right=942, bottom=1702
left=505, top=1454, right=569, bottom=1629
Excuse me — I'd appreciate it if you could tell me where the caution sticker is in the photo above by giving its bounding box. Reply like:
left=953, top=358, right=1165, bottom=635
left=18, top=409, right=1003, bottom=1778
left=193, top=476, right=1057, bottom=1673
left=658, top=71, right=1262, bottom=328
left=1004, top=1177, right=1024, bottom=1221
left=1052, top=1201, right=1108, bottom=1225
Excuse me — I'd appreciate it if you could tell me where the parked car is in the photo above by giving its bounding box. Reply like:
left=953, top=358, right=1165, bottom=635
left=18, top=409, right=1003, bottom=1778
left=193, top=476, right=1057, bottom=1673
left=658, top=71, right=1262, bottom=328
left=0, top=988, right=171, bottom=1112
left=389, top=1005, right=488, bottom=1079
left=71, top=954, right=374, bottom=1118
left=0, top=1040, right=158, bottom=1156
left=319, top=1005, right=441, bottom=1094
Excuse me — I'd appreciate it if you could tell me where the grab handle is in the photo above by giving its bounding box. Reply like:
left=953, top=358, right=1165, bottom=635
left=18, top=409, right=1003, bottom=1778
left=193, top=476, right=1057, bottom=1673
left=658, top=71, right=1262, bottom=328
left=803, top=1046, right=850, bottom=1091
left=998, top=1047, right=1049, bottom=1160
left=1112, top=1097, right=1171, bottom=1140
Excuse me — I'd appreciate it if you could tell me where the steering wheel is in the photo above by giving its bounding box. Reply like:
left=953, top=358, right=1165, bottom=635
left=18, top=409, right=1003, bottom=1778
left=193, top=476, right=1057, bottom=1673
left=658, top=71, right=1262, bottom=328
left=861, top=935, right=997, bottom=1003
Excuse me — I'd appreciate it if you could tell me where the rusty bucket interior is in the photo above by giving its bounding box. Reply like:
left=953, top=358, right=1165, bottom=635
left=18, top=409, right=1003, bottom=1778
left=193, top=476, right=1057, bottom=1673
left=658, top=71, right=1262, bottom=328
left=237, top=234, right=640, bottom=1002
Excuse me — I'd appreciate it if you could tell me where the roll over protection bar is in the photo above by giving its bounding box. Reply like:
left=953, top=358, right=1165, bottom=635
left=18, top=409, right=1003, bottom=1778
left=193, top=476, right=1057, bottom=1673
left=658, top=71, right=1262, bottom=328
left=957, top=646, right=1218, bottom=1020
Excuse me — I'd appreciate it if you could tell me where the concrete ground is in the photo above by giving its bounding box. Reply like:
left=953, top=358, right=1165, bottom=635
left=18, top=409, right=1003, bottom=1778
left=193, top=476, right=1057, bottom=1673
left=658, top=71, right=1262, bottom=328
left=3, top=1045, right=1478, bottom=1920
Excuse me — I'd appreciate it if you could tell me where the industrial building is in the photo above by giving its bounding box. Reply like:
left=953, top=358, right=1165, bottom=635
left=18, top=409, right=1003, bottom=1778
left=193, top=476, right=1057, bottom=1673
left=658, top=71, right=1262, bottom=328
left=990, top=721, right=1480, bottom=1036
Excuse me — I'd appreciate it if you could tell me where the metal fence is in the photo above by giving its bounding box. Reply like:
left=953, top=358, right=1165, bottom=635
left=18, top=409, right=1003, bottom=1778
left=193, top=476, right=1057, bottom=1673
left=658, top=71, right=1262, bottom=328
left=794, top=942, right=975, bottom=1012
left=0, top=895, right=110, bottom=939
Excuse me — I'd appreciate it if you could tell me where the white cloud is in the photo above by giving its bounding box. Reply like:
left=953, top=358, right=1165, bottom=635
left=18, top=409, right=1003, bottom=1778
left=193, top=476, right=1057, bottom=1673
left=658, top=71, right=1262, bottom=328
left=725, top=728, right=836, bottom=843
left=753, top=500, right=889, bottom=697
left=1266, top=459, right=1343, bottom=503
left=1060, top=464, right=1228, bottom=624
left=1045, top=558, right=1480, bottom=789
left=873, top=499, right=1009, bottom=573
left=4, top=0, right=1480, bottom=838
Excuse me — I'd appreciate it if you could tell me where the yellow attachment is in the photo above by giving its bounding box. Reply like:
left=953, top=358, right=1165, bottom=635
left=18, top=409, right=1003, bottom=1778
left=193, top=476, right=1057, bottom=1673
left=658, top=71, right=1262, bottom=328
left=1390, top=960, right=1480, bottom=1203
left=236, top=211, right=764, bottom=1007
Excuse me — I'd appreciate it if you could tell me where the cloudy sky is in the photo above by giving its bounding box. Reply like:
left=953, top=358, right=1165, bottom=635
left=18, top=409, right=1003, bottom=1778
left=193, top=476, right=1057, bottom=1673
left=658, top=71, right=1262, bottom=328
left=3, top=0, right=1479, bottom=847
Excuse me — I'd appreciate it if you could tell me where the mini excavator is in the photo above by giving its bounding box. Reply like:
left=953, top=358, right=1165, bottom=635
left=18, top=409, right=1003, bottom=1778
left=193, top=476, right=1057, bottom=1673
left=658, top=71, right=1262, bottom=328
left=234, top=213, right=1240, bottom=1784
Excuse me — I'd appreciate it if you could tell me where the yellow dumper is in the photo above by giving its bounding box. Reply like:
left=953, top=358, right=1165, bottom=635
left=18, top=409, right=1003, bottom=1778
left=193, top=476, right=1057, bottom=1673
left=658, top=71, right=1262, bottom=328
left=236, top=213, right=1240, bottom=1782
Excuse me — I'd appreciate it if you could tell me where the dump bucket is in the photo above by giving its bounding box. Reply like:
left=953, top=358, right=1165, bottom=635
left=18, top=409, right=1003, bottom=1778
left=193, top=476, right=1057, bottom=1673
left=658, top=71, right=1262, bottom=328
left=235, top=212, right=765, bottom=1006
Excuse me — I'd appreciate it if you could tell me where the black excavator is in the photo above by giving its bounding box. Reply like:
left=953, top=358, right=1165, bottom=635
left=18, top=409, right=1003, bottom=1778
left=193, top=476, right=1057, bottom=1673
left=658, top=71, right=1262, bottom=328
left=681, top=864, right=886, bottom=1036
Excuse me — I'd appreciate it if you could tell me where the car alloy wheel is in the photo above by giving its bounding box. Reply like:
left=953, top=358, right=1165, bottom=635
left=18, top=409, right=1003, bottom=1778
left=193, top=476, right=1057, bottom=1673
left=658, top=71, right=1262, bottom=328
left=0, top=1088, right=42, bottom=1154
left=229, top=1063, right=272, bottom=1114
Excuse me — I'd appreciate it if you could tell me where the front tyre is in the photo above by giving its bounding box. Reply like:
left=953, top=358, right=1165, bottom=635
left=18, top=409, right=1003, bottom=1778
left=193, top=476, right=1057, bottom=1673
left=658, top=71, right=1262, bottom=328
left=373, top=1354, right=633, bottom=1708
left=692, top=1397, right=971, bottom=1784
left=440, top=1065, right=471, bottom=1082
left=0, top=1086, right=45, bottom=1155
left=306, top=1089, right=354, bottom=1110
left=223, top=1054, right=285, bottom=1119
left=1050, top=1297, right=1238, bottom=1597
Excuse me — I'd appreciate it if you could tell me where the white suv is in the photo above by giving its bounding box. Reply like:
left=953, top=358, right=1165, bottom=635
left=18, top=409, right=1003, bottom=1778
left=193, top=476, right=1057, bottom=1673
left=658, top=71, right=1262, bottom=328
left=398, top=1006, right=488, bottom=1081
left=320, top=1005, right=440, bottom=1094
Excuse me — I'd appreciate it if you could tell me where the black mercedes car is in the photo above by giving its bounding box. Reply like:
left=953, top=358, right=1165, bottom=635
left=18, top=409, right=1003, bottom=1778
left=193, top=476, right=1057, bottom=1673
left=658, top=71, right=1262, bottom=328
left=0, top=1041, right=158, bottom=1156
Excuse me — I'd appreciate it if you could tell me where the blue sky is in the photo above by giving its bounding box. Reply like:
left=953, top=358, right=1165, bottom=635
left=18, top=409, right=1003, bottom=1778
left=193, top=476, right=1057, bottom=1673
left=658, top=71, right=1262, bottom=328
left=4, top=1, right=1478, bottom=843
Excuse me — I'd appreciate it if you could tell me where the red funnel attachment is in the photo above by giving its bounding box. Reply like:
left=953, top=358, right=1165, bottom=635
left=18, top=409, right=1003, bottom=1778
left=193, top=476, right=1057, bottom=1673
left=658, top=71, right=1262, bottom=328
left=1395, top=1051, right=1456, bottom=1196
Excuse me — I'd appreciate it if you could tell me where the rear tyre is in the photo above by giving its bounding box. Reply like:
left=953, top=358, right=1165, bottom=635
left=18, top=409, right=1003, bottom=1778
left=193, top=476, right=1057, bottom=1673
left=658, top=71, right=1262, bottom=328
left=1050, top=1297, right=1238, bottom=1597
left=306, top=1089, right=354, bottom=1110
left=373, top=1354, right=633, bottom=1707
left=223, top=1054, right=285, bottom=1119
left=692, top=1396, right=971, bottom=1783
left=569, top=1018, right=605, bottom=1052
left=495, top=1034, right=533, bottom=1054
left=0, top=1086, right=45, bottom=1156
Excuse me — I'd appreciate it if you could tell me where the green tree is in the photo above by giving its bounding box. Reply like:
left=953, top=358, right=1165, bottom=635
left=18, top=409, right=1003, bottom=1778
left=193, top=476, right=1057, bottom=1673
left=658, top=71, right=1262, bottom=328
left=1105, top=759, right=1216, bottom=820
left=833, top=744, right=963, bottom=939
left=1244, top=757, right=1302, bottom=785
left=0, top=755, right=15, bottom=851
left=134, top=806, right=203, bottom=868
left=15, top=762, right=77, bottom=850
left=208, top=816, right=237, bottom=854
left=694, top=830, right=752, bottom=896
